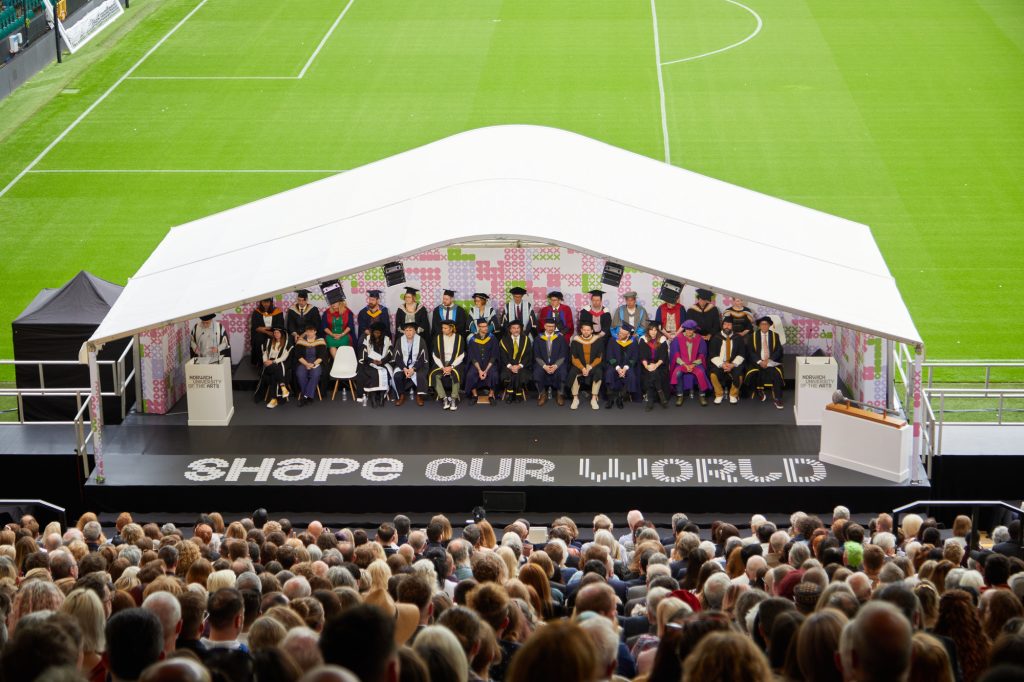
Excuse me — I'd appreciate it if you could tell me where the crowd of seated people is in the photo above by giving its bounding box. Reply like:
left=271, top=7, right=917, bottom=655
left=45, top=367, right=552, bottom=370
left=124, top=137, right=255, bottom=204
left=218, top=285, right=789, bottom=411
left=2, top=505, right=1024, bottom=682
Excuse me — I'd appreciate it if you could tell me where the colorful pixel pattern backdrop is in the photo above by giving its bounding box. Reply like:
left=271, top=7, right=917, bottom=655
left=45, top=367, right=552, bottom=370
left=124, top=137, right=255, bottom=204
left=139, top=247, right=886, bottom=412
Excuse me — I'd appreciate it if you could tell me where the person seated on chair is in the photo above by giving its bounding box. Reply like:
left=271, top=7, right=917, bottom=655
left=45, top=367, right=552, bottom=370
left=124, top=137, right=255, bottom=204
left=191, top=313, right=230, bottom=361
left=249, top=297, right=285, bottom=366
left=431, top=289, right=469, bottom=340
left=567, top=320, right=603, bottom=411
left=537, top=291, right=573, bottom=338
left=499, top=319, right=533, bottom=403
left=394, top=287, right=429, bottom=344
left=465, top=318, right=499, bottom=403
left=287, top=289, right=322, bottom=342
left=686, top=288, right=721, bottom=342
left=533, top=317, right=568, bottom=406
left=611, top=292, right=649, bottom=339
left=639, top=323, right=670, bottom=411
left=430, top=319, right=465, bottom=411
left=392, top=321, right=427, bottom=406
left=469, top=293, right=498, bottom=338
left=256, top=327, right=291, bottom=409
left=669, top=320, right=710, bottom=407
left=603, top=323, right=638, bottom=409
left=654, top=295, right=685, bottom=343
left=578, top=289, right=612, bottom=350
left=744, top=316, right=785, bottom=409
left=323, top=298, right=355, bottom=359
left=503, top=286, right=537, bottom=337
left=357, top=290, right=391, bottom=339
left=708, top=317, right=745, bottom=405
left=722, top=297, right=755, bottom=338
left=358, top=321, right=394, bottom=408
left=294, top=324, right=327, bottom=407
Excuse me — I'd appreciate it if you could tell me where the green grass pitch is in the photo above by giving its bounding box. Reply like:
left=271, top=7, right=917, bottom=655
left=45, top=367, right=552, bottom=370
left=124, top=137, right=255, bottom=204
left=0, top=0, right=1021, bottom=370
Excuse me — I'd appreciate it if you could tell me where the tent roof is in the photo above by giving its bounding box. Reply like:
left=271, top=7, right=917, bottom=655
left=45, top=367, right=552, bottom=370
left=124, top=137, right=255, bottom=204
left=87, top=125, right=921, bottom=348
left=16, top=271, right=122, bottom=327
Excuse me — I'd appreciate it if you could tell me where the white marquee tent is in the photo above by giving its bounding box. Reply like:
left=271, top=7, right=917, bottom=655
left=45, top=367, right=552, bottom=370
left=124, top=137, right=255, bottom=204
left=87, top=124, right=922, bottom=349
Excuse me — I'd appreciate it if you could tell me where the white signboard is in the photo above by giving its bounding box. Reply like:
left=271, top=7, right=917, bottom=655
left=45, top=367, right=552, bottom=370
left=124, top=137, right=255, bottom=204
left=794, top=356, right=838, bottom=425
left=46, top=0, right=123, bottom=54
left=185, top=358, right=234, bottom=426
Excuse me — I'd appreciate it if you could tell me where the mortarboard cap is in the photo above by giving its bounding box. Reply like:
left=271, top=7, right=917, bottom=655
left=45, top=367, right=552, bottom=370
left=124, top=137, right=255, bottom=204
left=367, top=290, right=382, bottom=298
left=721, top=317, right=734, bottom=325
left=508, top=286, right=527, bottom=296
left=547, top=291, right=563, bottom=300
left=295, top=289, right=310, bottom=298
left=199, top=313, right=215, bottom=321
left=587, top=289, right=605, bottom=297
left=476, top=317, right=492, bottom=325
left=579, top=320, right=594, bottom=329
left=403, top=287, right=420, bottom=296
left=543, top=316, right=557, bottom=325
left=443, top=289, right=456, bottom=298
left=441, top=318, right=458, bottom=328
left=472, top=292, right=489, bottom=301
left=621, top=323, right=635, bottom=333
left=695, top=288, right=714, bottom=300
left=400, top=320, right=418, bottom=330
left=506, top=318, right=523, bottom=328
left=369, top=322, right=387, bottom=333
left=756, top=316, right=773, bottom=327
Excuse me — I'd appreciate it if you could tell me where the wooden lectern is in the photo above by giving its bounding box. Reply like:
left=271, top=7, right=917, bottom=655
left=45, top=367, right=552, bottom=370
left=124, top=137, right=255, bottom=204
left=819, top=402, right=912, bottom=482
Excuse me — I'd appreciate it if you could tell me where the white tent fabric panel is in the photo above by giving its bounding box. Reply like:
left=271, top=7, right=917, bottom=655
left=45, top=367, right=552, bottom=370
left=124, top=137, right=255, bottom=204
left=89, top=125, right=921, bottom=347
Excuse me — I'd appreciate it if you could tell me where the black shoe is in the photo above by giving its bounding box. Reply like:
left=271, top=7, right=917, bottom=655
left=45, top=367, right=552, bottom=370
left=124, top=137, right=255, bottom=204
left=644, top=400, right=654, bottom=412
left=604, top=398, right=614, bottom=409
left=616, top=394, right=624, bottom=409
left=253, top=392, right=262, bottom=403
left=675, top=394, right=684, bottom=406
left=657, top=390, right=669, bottom=408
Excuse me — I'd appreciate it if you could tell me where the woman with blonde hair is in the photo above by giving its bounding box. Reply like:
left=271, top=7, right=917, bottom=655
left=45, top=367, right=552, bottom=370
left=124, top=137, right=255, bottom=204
left=496, top=546, right=519, bottom=580
left=225, top=521, right=247, bottom=540
left=114, top=566, right=141, bottom=592
left=9, top=579, right=65, bottom=634
left=593, top=529, right=621, bottom=563
left=248, top=615, right=289, bottom=652
left=61, top=588, right=108, bottom=682
left=366, top=559, right=392, bottom=592
left=413, top=625, right=469, bottom=682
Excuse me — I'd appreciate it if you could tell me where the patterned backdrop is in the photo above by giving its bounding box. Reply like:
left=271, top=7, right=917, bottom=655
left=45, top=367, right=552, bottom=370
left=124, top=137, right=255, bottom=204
left=138, top=246, right=886, bottom=413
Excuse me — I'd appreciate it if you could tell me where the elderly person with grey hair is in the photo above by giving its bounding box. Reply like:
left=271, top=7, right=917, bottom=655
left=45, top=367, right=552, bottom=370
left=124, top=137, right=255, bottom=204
left=788, top=542, right=811, bottom=568
left=284, top=576, right=312, bottom=601
left=873, top=532, right=897, bottom=556
left=82, top=521, right=103, bottom=549
left=702, top=572, right=732, bottom=611
left=236, top=571, right=262, bottom=594
left=142, top=591, right=182, bottom=657
left=833, top=505, right=851, bottom=523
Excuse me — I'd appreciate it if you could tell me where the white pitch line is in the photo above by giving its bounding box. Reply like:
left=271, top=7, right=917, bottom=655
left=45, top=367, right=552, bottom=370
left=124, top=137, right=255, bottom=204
left=650, top=0, right=671, bottom=165
left=27, top=169, right=347, bottom=174
left=129, top=75, right=297, bottom=80
left=660, top=0, right=763, bottom=66
left=0, top=0, right=210, bottom=200
left=297, top=0, right=356, bottom=79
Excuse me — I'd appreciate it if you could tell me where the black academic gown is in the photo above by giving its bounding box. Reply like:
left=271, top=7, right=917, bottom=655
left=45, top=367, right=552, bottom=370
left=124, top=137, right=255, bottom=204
left=722, top=306, right=755, bottom=337
left=638, top=338, right=669, bottom=392
left=287, top=304, right=323, bottom=339
left=578, top=308, right=613, bottom=343
left=533, top=333, right=568, bottom=390
left=744, top=330, right=784, bottom=394
left=394, top=305, right=431, bottom=342
left=499, top=334, right=533, bottom=393
left=431, top=305, right=470, bottom=339
left=604, top=339, right=639, bottom=393
left=567, top=336, right=604, bottom=390
left=357, top=337, right=395, bottom=393
left=464, top=334, right=500, bottom=394
left=686, top=303, right=721, bottom=340
left=357, top=306, right=391, bottom=340
left=429, top=333, right=466, bottom=390
left=249, top=307, right=285, bottom=365
left=392, top=335, right=428, bottom=395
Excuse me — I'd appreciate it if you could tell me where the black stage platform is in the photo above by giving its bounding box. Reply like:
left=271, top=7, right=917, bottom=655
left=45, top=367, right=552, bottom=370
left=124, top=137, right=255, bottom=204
left=1, top=374, right=946, bottom=516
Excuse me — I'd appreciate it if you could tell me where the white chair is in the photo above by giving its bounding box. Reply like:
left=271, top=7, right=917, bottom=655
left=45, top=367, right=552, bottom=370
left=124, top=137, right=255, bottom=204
left=330, top=345, right=358, bottom=401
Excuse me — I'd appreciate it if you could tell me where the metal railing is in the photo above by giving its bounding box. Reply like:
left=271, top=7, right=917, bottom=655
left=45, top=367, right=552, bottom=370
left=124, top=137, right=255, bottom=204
left=0, top=338, right=136, bottom=477
left=0, top=499, right=67, bottom=530
left=893, top=500, right=1024, bottom=550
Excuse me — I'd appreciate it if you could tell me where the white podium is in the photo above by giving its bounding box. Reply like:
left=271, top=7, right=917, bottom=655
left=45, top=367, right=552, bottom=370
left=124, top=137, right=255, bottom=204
left=185, top=358, right=235, bottom=426
left=819, top=404, right=912, bottom=482
left=793, top=356, right=838, bottom=426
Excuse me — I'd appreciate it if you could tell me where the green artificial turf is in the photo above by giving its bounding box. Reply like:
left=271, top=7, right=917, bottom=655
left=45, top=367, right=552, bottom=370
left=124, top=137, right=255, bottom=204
left=0, top=0, right=1021, bottom=380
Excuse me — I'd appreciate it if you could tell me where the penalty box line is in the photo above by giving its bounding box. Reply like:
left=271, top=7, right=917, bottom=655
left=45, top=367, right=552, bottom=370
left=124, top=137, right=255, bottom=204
left=128, top=0, right=356, bottom=81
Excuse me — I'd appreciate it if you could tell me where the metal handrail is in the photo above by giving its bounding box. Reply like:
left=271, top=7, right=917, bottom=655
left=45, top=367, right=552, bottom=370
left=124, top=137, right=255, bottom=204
left=893, top=500, right=1024, bottom=549
left=0, top=499, right=68, bottom=529
left=923, top=359, right=1024, bottom=389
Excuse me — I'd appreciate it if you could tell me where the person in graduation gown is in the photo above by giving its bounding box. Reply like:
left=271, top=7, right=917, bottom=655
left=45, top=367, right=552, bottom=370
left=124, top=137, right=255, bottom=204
left=468, top=293, right=498, bottom=338
left=394, top=286, right=430, bottom=344
left=708, top=317, right=745, bottom=405
left=287, top=289, right=322, bottom=342
left=255, top=327, right=292, bottom=408
left=190, top=314, right=230, bottom=361
left=322, top=299, right=355, bottom=359
left=358, top=322, right=395, bottom=407
left=610, top=291, right=649, bottom=339
left=392, top=321, right=428, bottom=406
left=357, top=290, right=391, bottom=340
left=431, top=289, right=470, bottom=340
left=578, top=289, right=612, bottom=351
left=639, top=323, right=670, bottom=411
left=603, top=323, right=638, bottom=409
left=536, top=291, right=574, bottom=338
left=669, top=320, right=711, bottom=406
left=502, top=287, right=537, bottom=337
left=743, top=316, right=785, bottom=409
left=249, top=298, right=285, bottom=366
left=465, top=318, right=499, bottom=402
left=722, top=297, right=755, bottom=338
left=653, top=296, right=685, bottom=343
left=567, top=320, right=604, bottom=411
left=294, top=324, right=328, bottom=406
left=533, top=317, right=568, bottom=406
left=686, top=288, right=721, bottom=342
left=499, top=319, right=533, bottom=403
left=430, top=319, right=466, bottom=411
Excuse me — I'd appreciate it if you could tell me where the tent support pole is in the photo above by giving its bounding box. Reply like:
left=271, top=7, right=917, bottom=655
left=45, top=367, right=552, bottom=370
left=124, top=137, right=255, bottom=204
left=87, top=342, right=106, bottom=484
left=132, top=335, right=143, bottom=414
left=909, top=342, right=925, bottom=484
left=885, top=338, right=895, bottom=412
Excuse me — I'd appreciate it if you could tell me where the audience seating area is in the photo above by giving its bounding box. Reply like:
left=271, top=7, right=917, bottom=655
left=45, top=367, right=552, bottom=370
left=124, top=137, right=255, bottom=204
left=0, top=0, right=45, bottom=41
left=2, top=505, right=1024, bottom=681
